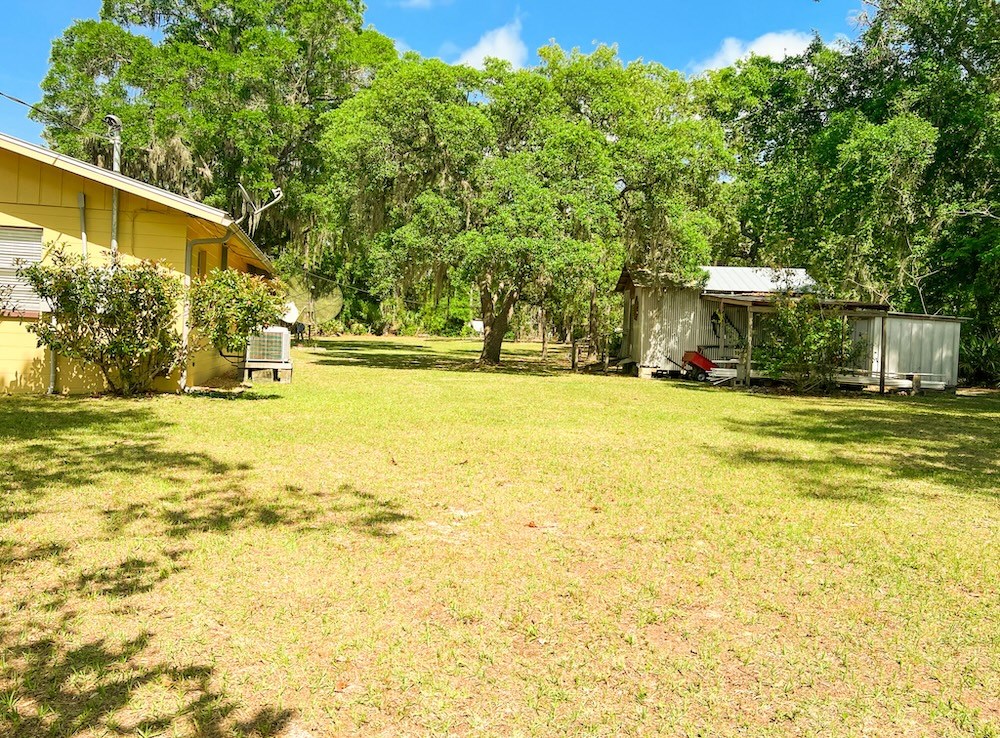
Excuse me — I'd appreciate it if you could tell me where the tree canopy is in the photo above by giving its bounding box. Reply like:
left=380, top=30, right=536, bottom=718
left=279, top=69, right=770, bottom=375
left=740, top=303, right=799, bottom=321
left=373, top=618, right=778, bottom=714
left=32, top=0, right=1000, bottom=380
left=36, top=0, right=396, bottom=243
left=699, top=0, right=1000, bottom=380
left=319, top=47, right=727, bottom=362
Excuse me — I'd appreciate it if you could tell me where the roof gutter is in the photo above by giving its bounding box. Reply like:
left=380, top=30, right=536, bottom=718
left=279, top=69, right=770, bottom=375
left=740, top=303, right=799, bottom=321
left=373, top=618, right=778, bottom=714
left=225, top=220, right=276, bottom=274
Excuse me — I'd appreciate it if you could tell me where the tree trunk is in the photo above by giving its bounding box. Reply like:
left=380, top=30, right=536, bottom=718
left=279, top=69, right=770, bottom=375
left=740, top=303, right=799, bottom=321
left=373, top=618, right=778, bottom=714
left=570, top=319, right=578, bottom=372
left=588, top=285, right=598, bottom=362
left=479, top=286, right=518, bottom=365
left=541, top=306, right=548, bottom=360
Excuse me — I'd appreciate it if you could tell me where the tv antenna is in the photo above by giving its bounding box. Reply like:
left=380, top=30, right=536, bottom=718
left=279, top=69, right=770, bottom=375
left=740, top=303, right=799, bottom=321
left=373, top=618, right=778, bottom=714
left=237, top=184, right=284, bottom=236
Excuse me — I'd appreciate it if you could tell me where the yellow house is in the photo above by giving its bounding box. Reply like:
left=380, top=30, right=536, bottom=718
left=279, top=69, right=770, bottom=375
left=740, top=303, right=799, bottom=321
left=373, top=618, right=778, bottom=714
left=0, top=131, right=275, bottom=394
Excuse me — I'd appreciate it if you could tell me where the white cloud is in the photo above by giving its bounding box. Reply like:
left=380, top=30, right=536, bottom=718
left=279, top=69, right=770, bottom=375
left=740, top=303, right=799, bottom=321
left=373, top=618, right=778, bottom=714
left=692, top=30, right=815, bottom=74
left=456, top=18, right=528, bottom=69
left=399, top=0, right=437, bottom=8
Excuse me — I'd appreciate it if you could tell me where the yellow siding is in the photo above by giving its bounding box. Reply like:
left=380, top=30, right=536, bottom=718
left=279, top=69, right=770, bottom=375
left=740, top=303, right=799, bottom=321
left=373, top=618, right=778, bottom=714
left=0, top=146, right=263, bottom=395
left=0, top=318, right=50, bottom=394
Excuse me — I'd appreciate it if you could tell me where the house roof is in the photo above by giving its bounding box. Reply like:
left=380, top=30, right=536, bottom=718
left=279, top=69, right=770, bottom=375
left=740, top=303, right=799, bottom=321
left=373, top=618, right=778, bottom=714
left=0, top=131, right=274, bottom=273
left=703, top=266, right=815, bottom=293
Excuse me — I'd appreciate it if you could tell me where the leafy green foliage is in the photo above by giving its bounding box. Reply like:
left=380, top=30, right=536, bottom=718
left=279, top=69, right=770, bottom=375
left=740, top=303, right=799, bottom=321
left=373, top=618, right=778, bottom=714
left=320, top=47, right=727, bottom=363
left=35, top=0, right=396, bottom=247
left=698, top=0, right=1000, bottom=382
left=188, top=269, right=286, bottom=355
left=961, top=330, right=1000, bottom=387
left=757, top=294, right=865, bottom=394
left=19, top=251, right=184, bottom=396
left=36, top=0, right=1000, bottom=381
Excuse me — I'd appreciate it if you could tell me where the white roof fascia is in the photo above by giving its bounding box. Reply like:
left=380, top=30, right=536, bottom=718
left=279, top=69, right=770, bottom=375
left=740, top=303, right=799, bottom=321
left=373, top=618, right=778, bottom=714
left=0, top=131, right=232, bottom=226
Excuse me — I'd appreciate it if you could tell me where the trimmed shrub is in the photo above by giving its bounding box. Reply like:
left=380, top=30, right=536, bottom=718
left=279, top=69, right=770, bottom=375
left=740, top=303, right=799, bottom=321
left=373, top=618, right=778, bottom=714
left=189, top=269, right=286, bottom=354
left=20, top=251, right=184, bottom=396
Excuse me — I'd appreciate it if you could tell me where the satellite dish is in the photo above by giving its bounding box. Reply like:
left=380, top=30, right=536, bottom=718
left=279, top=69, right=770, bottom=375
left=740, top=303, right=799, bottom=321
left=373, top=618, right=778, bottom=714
left=281, top=302, right=300, bottom=324
left=285, top=276, right=343, bottom=327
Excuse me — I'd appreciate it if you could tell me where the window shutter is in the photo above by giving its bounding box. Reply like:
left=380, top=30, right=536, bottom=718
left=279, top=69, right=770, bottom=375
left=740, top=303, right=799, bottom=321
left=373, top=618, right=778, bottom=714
left=0, top=226, right=44, bottom=312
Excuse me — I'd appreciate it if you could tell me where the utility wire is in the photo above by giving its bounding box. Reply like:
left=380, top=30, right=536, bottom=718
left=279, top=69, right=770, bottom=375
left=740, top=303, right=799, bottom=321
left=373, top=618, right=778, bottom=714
left=0, top=90, right=112, bottom=142
left=294, top=265, right=427, bottom=310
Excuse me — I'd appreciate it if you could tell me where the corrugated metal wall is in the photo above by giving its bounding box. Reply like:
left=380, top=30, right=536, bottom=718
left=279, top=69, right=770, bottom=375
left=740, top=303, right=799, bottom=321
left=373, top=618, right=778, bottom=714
left=697, top=300, right=752, bottom=362
left=885, top=316, right=961, bottom=386
left=635, top=287, right=703, bottom=368
left=627, top=288, right=962, bottom=385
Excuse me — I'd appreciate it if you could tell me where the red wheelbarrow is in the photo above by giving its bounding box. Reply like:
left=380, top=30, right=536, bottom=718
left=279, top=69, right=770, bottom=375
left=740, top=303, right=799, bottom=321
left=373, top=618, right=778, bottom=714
left=681, top=350, right=716, bottom=382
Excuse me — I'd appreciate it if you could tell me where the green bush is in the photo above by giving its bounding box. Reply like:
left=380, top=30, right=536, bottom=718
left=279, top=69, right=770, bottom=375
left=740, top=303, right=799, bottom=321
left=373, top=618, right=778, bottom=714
left=961, top=330, right=1000, bottom=386
left=319, top=318, right=346, bottom=336
left=757, top=293, right=863, bottom=393
left=189, top=269, right=286, bottom=354
left=349, top=322, right=368, bottom=335
left=19, top=251, right=184, bottom=396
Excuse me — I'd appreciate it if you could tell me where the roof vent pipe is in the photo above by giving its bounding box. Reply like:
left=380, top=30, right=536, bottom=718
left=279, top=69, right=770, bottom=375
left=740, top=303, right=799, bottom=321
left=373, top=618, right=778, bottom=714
left=104, top=114, right=122, bottom=256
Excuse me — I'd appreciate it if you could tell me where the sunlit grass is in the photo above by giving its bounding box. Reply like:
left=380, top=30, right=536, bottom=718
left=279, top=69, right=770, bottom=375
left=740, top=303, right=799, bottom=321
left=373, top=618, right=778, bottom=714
left=1, top=336, right=998, bottom=737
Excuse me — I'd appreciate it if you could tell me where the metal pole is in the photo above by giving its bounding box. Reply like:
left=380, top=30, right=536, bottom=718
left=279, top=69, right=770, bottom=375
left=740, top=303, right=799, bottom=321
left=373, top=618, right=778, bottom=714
left=879, top=314, right=887, bottom=395
left=104, top=115, right=122, bottom=256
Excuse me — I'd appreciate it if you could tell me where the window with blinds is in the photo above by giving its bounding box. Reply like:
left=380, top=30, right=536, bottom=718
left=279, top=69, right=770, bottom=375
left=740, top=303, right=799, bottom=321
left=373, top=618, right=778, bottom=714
left=0, top=226, right=44, bottom=313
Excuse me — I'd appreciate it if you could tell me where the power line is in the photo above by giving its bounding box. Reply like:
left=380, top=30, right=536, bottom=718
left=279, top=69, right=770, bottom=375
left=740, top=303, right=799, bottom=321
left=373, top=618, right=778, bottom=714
left=294, top=266, right=427, bottom=310
left=0, top=90, right=111, bottom=142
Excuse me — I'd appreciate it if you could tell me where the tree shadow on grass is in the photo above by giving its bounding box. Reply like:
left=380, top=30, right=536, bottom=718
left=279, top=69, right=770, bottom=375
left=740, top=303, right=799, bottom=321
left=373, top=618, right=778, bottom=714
left=0, top=396, right=414, bottom=736
left=340, top=486, right=413, bottom=538
left=0, top=397, right=235, bottom=515
left=710, top=394, right=1000, bottom=503
left=75, top=555, right=183, bottom=599
left=313, top=338, right=570, bottom=377
left=137, top=482, right=413, bottom=540
left=0, top=616, right=293, bottom=738
left=185, top=389, right=281, bottom=401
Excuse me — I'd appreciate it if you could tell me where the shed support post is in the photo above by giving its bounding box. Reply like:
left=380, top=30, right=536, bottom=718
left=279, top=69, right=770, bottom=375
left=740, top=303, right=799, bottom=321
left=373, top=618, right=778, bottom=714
left=719, top=301, right=726, bottom=357
left=879, top=314, right=887, bottom=395
left=744, top=307, right=754, bottom=386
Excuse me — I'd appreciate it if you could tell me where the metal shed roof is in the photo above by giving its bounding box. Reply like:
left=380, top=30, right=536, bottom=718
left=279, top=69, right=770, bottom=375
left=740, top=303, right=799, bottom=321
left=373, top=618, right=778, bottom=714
left=703, top=266, right=815, bottom=293
left=615, top=265, right=816, bottom=293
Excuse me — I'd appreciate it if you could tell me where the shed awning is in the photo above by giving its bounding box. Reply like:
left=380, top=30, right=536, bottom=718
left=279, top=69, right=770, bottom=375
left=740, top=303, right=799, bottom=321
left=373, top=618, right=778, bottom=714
left=702, top=292, right=890, bottom=312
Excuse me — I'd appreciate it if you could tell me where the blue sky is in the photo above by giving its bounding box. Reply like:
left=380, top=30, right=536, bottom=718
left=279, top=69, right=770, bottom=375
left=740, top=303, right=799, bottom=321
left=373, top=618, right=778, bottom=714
left=0, top=0, right=865, bottom=143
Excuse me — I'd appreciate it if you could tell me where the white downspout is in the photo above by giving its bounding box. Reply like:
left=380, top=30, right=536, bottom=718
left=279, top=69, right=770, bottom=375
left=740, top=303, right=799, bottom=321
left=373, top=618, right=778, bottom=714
left=47, top=310, right=57, bottom=394
left=78, top=192, right=88, bottom=260
left=180, top=241, right=194, bottom=392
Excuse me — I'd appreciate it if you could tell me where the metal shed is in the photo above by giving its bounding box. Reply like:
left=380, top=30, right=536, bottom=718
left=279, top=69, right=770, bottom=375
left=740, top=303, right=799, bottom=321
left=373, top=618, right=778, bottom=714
left=616, top=266, right=964, bottom=390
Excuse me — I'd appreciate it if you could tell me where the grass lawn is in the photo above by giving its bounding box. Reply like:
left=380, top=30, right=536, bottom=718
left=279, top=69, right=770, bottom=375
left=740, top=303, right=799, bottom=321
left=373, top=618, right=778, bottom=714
left=1, top=336, right=998, bottom=737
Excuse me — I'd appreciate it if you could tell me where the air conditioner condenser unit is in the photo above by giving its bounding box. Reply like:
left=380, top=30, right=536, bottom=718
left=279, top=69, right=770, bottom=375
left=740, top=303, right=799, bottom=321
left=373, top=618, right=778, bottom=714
left=243, top=326, right=293, bottom=383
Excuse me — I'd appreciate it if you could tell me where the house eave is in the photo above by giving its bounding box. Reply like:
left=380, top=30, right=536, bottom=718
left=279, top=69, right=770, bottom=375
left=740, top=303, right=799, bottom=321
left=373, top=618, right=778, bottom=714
left=0, top=131, right=275, bottom=274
